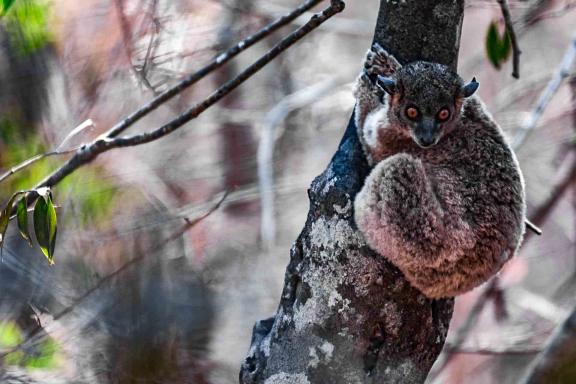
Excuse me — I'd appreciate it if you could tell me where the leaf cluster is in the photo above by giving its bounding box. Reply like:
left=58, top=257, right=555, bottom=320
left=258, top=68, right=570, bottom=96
left=0, top=187, right=57, bottom=264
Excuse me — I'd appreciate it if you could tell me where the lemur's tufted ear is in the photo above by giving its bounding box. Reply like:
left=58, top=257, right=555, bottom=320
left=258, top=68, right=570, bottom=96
left=461, top=77, right=479, bottom=98
left=377, top=75, right=396, bottom=95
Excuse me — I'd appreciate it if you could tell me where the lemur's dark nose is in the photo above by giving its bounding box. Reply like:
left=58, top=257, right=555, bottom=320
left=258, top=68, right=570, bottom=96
left=418, top=135, right=436, bottom=147
left=416, top=118, right=438, bottom=148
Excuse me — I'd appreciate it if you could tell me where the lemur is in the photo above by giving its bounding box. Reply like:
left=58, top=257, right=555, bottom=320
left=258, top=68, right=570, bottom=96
left=353, top=44, right=526, bottom=298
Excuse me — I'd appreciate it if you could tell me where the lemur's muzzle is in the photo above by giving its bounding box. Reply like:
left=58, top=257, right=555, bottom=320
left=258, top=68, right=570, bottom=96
left=414, top=118, right=439, bottom=148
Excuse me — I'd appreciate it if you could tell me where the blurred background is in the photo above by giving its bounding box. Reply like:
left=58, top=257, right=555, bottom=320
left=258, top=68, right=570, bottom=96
left=0, top=0, right=574, bottom=383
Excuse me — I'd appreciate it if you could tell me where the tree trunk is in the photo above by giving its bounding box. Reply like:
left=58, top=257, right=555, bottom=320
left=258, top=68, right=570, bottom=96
left=240, top=1, right=464, bottom=383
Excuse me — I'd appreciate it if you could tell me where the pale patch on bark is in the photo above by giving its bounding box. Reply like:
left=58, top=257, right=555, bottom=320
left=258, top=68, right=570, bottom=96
left=293, top=216, right=362, bottom=331
left=333, top=198, right=352, bottom=215
left=264, top=372, right=311, bottom=384
left=307, top=340, right=335, bottom=368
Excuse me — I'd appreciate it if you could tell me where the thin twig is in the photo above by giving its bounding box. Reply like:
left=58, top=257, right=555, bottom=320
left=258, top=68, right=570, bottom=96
left=0, top=147, right=80, bottom=184
left=448, top=345, right=541, bottom=356
left=0, top=191, right=228, bottom=361
left=525, top=156, right=576, bottom=242
left=0, top=119, right=95, bottom=184
left=523, top=0, right=576, bottom=26
left=496, top=0, right=521, bottom=79
left=105, top=0, right=323, bottom=139
left=525, top=219, right=543, bottom=236
left=508, top=287, right=569, bottom=323
left=116, top=0, right=150, bottom=89
left=16, top=0, right=343, bottom=214
left=114, top=0, right=162, bottom=95
left=520, top=305, right=576, bottom=384
left=512, top=37, right=576, bottom=149
left=103, top=2, right=345, bottom=148
left=509, top=37, right=576, bottom=235
left=257, top=2, right=371, bottom=37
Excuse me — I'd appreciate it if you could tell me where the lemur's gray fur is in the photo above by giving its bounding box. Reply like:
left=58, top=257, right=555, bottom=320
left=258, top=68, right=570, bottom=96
left=353, top=44, right=526, bottom=298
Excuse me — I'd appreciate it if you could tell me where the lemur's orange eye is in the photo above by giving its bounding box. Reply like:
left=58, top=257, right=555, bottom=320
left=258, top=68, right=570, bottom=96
left=437, top=108, right=450, bottom=121
left=406, top=107, right=419, bottom=120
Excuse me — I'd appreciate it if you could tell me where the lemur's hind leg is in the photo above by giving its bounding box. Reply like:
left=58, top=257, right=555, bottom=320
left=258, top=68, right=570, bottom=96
left=354, top=153, right=447, bottom=269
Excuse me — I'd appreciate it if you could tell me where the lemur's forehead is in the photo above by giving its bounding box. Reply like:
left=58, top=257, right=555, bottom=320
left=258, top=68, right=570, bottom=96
left=397, top=61, right=462, bottom=105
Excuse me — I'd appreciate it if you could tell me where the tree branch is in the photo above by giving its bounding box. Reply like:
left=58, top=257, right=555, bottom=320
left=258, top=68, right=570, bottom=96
left=0, top=148, right=77, bottom=184
left=0, top=119, right=95, bottom=184
left=520, top=305, right=576, bottom=384
left=525, top=156, right=576, bottom=242
left=13, top=0, right=342, bottom=211
left=512, top=37, right=576, bottom=149
left=449, top=346, right=541, bottom=356
left=104, top=0, right=323, bottom=139
left=497, top=0, right=521, bottom=78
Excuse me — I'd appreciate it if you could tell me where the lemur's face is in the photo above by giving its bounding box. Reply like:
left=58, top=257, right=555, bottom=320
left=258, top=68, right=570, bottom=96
left=377, top=62, right=479, bottom=148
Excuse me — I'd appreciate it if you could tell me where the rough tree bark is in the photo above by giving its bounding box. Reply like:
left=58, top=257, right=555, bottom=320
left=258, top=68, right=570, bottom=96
left=240, top=1, right=464, bottom=383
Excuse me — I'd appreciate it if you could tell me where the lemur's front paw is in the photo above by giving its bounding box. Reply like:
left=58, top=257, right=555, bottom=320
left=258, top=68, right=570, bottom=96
left=364, top=43, right=401, bottom=80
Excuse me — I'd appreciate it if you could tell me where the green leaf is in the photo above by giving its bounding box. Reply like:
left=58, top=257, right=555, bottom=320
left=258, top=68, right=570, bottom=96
left=1, top=0, right=16, bottom=14
left=485, top=21, right=513, bottom=70
left=16, top=197, right=31, bottom=246
left=0, top=192, right=22, bottom=256
left=0, top=203, right=10, bottom=252
left=486, top=21, right=502, bottom=69
left=33, top=191, right=57, bottom=265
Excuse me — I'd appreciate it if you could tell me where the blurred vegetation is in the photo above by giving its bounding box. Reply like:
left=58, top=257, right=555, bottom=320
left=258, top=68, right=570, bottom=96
left=3, top=0, right=52, bottom=55
left=0, top=118, right=119, bottom=228
left=0, top=321, right=62, bottom=370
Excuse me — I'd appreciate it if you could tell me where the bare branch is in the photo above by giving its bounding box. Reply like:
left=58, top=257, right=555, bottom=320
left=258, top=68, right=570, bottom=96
left=114, top=0, right=154, bottom=92
left=15, top=0, right=343, bottom=212
left=0, top=148, right=76, bottom=184
left=105, top=2, right=344, bottom=147
left=520, top=305, right=576, bottom=384
left=517, top=0, right=549, bottom=31
left=525, top=155, right=576, bottom=242
left=448, top=345, right=541, bottom=356
left=522, top=0, right=576, bottom=26
left=257, top=2, right=371, bottom=37
left=525, top=219, right=543, bottom=236
left=508, top=287, right=570, bottom=323
left=512, top=37, right=576, bottom=149
left=497, top=0, right=522, bottom=78
left=104, top=0, right=324, bottom=139
left=0, top=119, right=95, bottom=184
